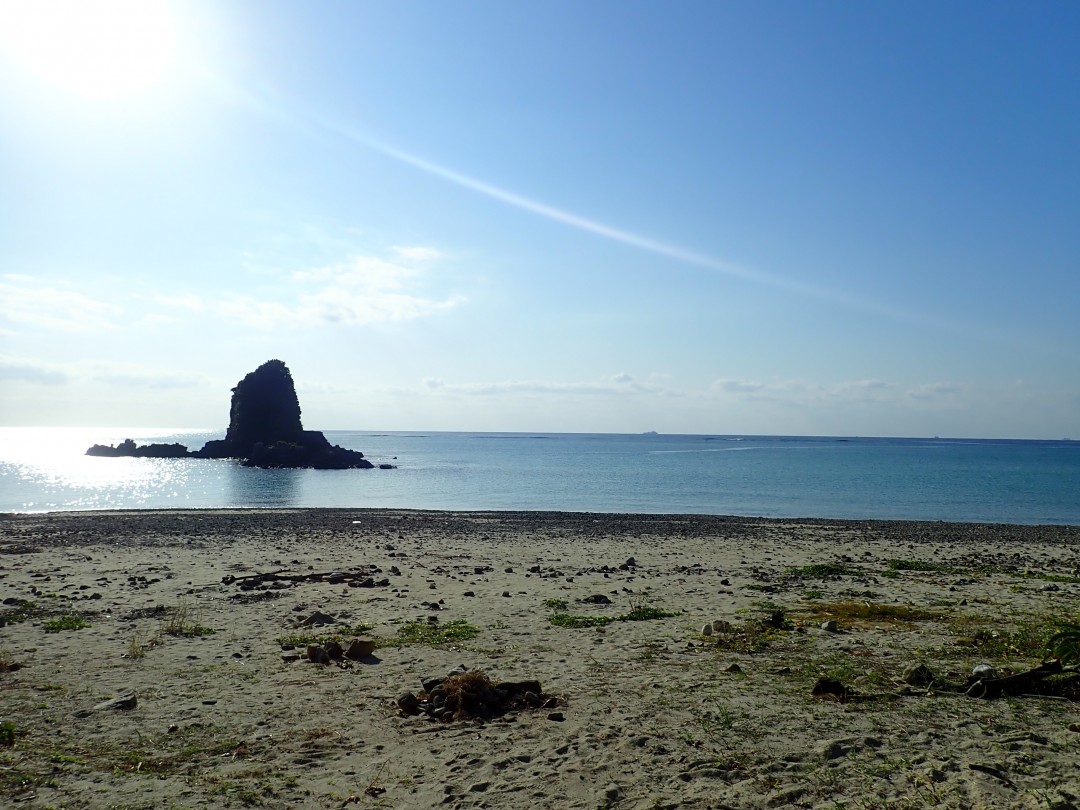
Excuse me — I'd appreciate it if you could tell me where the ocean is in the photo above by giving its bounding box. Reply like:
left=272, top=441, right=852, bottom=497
left=1, top=428, right=1078, bottom=525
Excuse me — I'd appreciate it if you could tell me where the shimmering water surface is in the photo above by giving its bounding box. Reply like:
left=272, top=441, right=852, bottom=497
left=1, top=428, right=1078, bottom=524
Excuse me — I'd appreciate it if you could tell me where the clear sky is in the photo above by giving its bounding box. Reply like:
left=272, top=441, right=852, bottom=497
left=1, top=0, right=1078, bottom=438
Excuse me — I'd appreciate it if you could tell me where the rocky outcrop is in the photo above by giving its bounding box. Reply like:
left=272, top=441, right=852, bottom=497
left=195, top=360, right=304, bottom=460
left=86, top=360, right=376, bottom=470
left=86, top=439, right=191, bottom=458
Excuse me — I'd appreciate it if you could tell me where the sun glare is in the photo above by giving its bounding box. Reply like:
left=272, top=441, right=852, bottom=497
left=0, top=0, right=178, bottom=100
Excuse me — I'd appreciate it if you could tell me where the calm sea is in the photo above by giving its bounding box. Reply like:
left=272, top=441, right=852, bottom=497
left=1, top=428, right=1078, bottom=525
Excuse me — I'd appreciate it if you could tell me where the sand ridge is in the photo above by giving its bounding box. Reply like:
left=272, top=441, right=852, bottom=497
left=1, top=510, right=1079, bottom=809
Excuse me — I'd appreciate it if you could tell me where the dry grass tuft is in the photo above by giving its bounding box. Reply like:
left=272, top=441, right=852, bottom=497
left=440, top=670, right=497, bottom=719
left=801, top=601, right=945, bottom=627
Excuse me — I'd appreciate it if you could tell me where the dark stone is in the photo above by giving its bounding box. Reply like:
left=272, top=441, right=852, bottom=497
left=811, top=677, right=850, bottom=700
left=582, top=594, right=612, bottom=604
left=93, top=694, right=138, bottom=712
left=494, top=680, right=543, bottom=698
left=397, top=692, right=421, bottom=715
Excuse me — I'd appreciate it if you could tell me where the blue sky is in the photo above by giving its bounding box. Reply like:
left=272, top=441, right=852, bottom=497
left=1, top=1, right=1078, bottom=438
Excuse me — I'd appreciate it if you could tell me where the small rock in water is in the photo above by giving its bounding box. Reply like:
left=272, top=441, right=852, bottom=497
left=306, top=645, right=331, bottom=665
left=711, top=619, right=732, bottom=634
left=821, top=620, right=839, bottom=633
left=700, top=623, right=713, bottom=637
left=721, top=662, right=742, bottom=673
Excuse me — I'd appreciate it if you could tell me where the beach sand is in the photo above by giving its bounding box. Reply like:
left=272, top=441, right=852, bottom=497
left=2, top=509, right=1079, bottom=809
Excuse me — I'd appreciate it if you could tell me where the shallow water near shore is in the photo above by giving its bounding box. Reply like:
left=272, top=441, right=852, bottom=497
left=2, top=428, right=1078, bottom=524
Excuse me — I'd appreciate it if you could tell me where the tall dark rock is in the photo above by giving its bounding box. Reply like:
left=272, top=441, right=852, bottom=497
left=198, top=360, right=305, bottom=459
left=87, top=360, right=377, bottom=470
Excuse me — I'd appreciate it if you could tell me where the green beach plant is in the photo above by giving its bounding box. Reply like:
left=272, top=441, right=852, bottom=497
left=43, top=615, right=90, bottom=633
left=548, top=604, right=680, bottom=629
left=378, top=619, right=480, bottom=647
left=161, top=603, right=215, bottom=637
left=789, top=562, right=863, bottom=578
left=1046, top=619, right=1080, bottom=665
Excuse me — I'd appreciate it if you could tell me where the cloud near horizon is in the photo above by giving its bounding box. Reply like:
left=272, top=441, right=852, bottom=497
left=8, top=248, right=464, bottom=335
left=420, top=373, right=676, bottom=397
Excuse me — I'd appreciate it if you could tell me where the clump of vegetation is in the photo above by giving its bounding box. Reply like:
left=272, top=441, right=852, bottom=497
left=543, top=598, right=569, bottom=611
left=1047, top=619, right=1080, bottom=665
left=43, top=615, right=90, bottom=633
left=707, top=606, right=795, bottom=653
left=548, top=604, right=680, bottom=629
left=277, top=623, right=374, bottom=648
left=162, top=604, right=215, bottom=637
left=802, top=601, right=945, bottom=627
left=948, top=614, right=1058, bottom=661
left=886, top=558, right=949, bottom=573
left=0, top=599, right=39, bottom=627
left=0, top=721, right=16, bottom=748
left=788, top=562, right=863, bottom=578
left=379, top=619, right=480, bottom=648
left=1034, top=573, right=1080, bottom=585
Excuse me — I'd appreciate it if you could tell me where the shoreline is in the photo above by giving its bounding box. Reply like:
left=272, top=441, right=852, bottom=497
left=2, top=509, right=1079, bottom=808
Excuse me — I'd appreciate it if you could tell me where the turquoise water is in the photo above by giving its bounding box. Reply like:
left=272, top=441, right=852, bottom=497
left=1, top=428, right=1078, bottom=524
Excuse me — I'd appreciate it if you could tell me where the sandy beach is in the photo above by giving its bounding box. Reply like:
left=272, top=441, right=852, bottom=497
left=2, top=509, right=1079, bottom=809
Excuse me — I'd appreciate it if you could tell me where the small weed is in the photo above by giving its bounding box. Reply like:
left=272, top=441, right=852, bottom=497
left=277, top=623, right=374, bottom=648
left=1034, top=573, right=1080, bottom=585
left=801, top=601, right=945, bottom=626
left=162, top=604, right=215, bottom=638
left=379, top=619, right=480, bottom=647
left=1046, top=619, right=1080, bottom=664
left=886, top=559, right=949, bottom=573
left=0, top=599, right=38, bottom=626
left=549, top=605, right=680, bottom=629
left=125, top=632, right=156, bottom=659
left=789, top=562, right=863, bottom=578
left=43, top=615, right=90, bottom=633
left=803, top=590, right=825, bottom=600
left=947, top=614, right=1059, bottom=661
left=543, top=598, right=569, bottom=611
left=0, top=721, right=16, bottom=747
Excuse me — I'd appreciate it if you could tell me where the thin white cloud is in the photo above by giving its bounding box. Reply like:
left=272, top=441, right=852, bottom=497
left=292, top=255, right=420, bottom=289
left=419, top=373, right=676, bottom=397
left=0, top=278, right=122, bottom=332
left=906, top=382, right=965, bottom=401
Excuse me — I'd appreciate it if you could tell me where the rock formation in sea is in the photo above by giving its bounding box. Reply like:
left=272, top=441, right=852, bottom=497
left=86, top=360, right=375, bottom=470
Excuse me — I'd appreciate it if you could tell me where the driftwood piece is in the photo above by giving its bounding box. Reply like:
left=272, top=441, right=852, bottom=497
left=221, top=567, right=387, bottom=588
left=966, top=660, right=1063, bottom=699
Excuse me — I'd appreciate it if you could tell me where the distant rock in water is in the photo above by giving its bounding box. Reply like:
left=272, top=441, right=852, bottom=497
left=86, top=360, right=376, bottom=470
left=86, top=439, right=191, bottom=459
